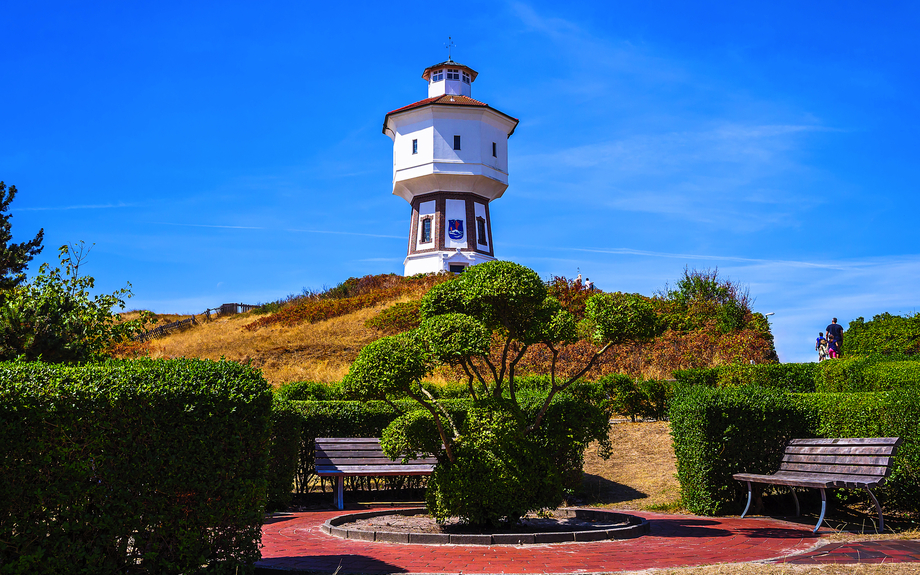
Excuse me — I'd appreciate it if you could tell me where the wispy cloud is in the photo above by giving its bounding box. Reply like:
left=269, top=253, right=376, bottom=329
left=150, top=221, right=404, bottom=240
left=286, top=228, right=403, bottom=240
left=15, top=202, right=139, bottom=211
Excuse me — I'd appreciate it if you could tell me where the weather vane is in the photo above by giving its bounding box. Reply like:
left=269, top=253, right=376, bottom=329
left=445, top=36, right=455, bottom=61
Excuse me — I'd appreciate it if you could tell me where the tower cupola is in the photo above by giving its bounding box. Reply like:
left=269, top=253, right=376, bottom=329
left=383, top=60, right=519, bottom=276
left=422, top=60, right=477, bottom=98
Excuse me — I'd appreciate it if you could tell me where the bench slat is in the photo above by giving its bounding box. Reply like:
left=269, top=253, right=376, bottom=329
left=777, top=462, right=890, bottom=476
left=733, top=471, right=888, bottom=489
left=316, top=465, right=435, bottom=474
left=786, top=445, right=899, bottom=456
left=782, top=454, right=894, bottom=466
left=788, top=437, right=901, bottom=446
left=316, top=457, right=438, bottom=466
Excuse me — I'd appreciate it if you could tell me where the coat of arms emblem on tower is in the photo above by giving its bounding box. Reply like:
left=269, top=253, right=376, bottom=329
left=448, top=219, right=464, bottom=240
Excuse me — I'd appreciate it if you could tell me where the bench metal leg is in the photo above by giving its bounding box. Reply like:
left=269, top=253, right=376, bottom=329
left=741, top=481, right=753, bottom=518
left=813, top=488, right=826, bottom=533
left=790, top=487, right=800, bottom=517
left=336, top=477, right=344, bottom=510
left=866, top=487, right=884, bottom=532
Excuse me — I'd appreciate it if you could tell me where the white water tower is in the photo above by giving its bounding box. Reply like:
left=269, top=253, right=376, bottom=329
left=383, top=59, right=519, bottom=275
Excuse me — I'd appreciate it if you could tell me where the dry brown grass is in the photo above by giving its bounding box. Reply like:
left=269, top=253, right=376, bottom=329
left=582, top=420, right=682, bottom=511
left=124, top=297, right=416, bottom=386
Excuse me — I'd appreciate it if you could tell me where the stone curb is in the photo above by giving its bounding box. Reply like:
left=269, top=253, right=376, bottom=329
left=320, top=507, right=650, bottom=546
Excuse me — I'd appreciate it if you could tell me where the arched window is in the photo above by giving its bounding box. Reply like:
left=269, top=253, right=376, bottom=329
left=476, top=217, right=487, bottom=246
left=421, top=218, right=432, bottom=243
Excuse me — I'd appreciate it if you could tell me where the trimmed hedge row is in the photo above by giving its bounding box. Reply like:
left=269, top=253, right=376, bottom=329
left=673, top=356, right=920, bottom=394
left=0, top=359, right=273, bottom=575
left=673, top=363, right=817, bottom=392
left=270, top=392, right=609, bottom=499
left=670, top=385, right=920, bottom=516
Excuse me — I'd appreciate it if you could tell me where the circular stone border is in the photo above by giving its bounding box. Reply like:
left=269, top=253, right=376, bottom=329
left=320, top=507, right=650, bottom=545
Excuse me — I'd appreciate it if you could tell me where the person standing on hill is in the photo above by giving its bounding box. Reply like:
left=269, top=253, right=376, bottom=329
left=826, top=318, right=844, bottom=356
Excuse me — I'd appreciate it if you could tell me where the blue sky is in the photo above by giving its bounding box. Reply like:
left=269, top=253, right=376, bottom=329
left=3, top=1, right=918, bottom=363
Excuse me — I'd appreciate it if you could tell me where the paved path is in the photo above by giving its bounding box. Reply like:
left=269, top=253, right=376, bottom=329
left=257, top=508, right=829, bottom=573
left=775, top=539, right=920, bottom=565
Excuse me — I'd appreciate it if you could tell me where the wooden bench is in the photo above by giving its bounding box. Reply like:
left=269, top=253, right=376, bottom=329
left=733, top=437, right=902, bottom=532
left=314, top=437, right=437, bottom=510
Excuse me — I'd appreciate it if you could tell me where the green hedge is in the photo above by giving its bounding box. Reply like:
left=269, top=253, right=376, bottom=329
left=670, top=385, right=920, bottom=517
left=815, top=356, right=920, bottom=392
left=673, top=363, right=816, bottom=392
left=669, top=385, right=810, bottom=515
left=272, top=391, right=607, bottom=499
left=845, top=313, right=920, bottom=356
left=0, top=359, right=273, bottom=575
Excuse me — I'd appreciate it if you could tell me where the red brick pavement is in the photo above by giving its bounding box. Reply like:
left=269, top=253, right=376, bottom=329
left=774, top=539, right=920, bottom=565
left=256, top=508, right=826, bottom=573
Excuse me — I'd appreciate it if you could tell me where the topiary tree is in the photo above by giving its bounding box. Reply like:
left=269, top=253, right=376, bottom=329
left=344, top=261, right=659, bottom=525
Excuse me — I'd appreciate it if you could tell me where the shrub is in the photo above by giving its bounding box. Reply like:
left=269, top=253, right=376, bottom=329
left=673, top=367, right=719, bottom=387
left=275, top=379, right=345, bottom=401
left=669, top=385, right=810, bottom=515
left=344, top=261, right=655, bottom=525
left=0, top=358, right=272, bottom=574
left=845, top=313, right=920, bottom=356
left=267, top=397, right=304, bottom=510
left=862, top=361, right=920, bottom=390
left=669, top=386, right=920, bottom=517
left=365, top=300, right=423, bottom=334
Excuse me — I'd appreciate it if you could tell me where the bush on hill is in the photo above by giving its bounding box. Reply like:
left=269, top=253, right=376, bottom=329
left=244, top=273, right=453, bottom=331
left=845, top=312, right=920, bottom=356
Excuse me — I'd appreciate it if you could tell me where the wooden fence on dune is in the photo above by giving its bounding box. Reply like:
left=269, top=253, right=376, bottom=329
left=134, top=303, right=258, bottom=342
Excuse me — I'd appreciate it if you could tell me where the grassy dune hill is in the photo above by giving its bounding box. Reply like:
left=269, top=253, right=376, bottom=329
left=116, top=270, right=777, bottom=387
left=120, top=297, right=414, bottom=386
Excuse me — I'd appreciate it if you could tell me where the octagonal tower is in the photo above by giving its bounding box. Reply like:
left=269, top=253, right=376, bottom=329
left=383, top=60, right=519, bottom=275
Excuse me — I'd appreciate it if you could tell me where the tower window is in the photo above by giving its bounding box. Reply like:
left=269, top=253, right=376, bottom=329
left=453, top=135, right=461, bottom=150
left=421, top=218, right=432, bottom=243
left=412, top=139, right=418, bottom=154
left=492, top=142, right=497, bottom=157
left=462, top=71, right=471, bottom=84
left=431, top=69, right=443, bottom=82
left=477, top=217, right=487, bottom=246
left=447, top=68, right=460, bottom=80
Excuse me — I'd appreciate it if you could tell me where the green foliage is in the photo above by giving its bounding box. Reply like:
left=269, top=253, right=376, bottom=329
left=669, top=385, right=811, bottom=515
left=416, top=313, right=491, bottom=364
left=267, top=397, right=304, bottom=510
left=673, top=363, right=816, bottom=393
left=284, top=399, right=471, bottom=495
left=344, top=260, right=663, bottom=525
left=815, top=355, right=920, bottom=392
left=673, top=367, right=720, bottom=387
left=845, top=313, right=920, bottom=356
left=585, top=291, right=659, bottom=345
left=381, top=410, right=446, bottom=463
left=426, top=394, right=610, bottom=526
left=669, top=386, right=920, bottom=517
left=798, top=392, right=920, bottom=513
left=275, top=379, right=345, bottom=401
left=0, top=358, right=272, bottom=574
left=342, top=334, right=430, bottom=400
left=365, top=299, right=423, bottom=334
left=0, top=181, right=44, bottom=292
left=0, top=243, right=146, bottom=363
left=596, top=373, right=673, bottom=421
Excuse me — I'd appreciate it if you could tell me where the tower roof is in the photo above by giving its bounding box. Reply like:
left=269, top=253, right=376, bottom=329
left=422, top=60, right=478, bottom=82
left=382, top=94, right=519, bottom=136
